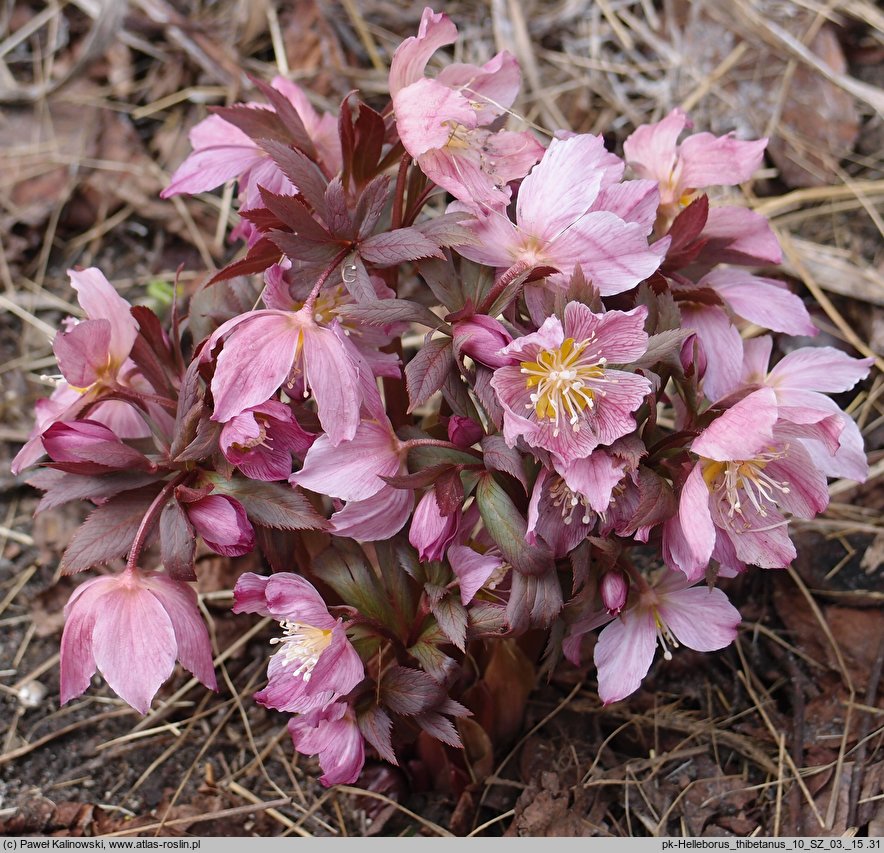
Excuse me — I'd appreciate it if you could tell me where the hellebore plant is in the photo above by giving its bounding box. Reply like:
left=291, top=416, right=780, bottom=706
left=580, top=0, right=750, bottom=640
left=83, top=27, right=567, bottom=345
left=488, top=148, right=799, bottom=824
left=12, top=7, right=873, bottom=792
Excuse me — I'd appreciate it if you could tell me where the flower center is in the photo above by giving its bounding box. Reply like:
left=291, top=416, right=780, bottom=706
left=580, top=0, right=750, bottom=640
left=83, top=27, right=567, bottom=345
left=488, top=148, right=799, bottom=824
left=269, top=620, right=333, bottom=681
left=701, top=449, right=791, bottom=520
left=548, top=475, right=593, bottom=526
left=653, top=609, right=679, bottom=661
left=443, top=120, right=473, bottom=150
left=520, top=337, right=608, bottom=437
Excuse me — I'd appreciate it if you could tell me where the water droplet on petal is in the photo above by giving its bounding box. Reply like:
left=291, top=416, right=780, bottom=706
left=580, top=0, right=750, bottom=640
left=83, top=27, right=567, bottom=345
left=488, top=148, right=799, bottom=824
left=341, top=264, right=358, bottom=284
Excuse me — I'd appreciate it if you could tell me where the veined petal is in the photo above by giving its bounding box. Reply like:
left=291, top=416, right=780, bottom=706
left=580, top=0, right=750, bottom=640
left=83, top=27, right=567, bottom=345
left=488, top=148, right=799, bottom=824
left=658, top=585, right=741, bottom=652
left=678, top=133, right=767, bottom=189
left=691, top=388, right=778, bottom=461
left=594, top=608, right=657, bottom=704
left=679, top=304, right=744, bottom=402
left=563, top=303, right=649, bottom=364
left=623, top=109, right=687, bottom=184
left=769, top=346, right=873, bottom=393
left=330, top=484, right=413, bottom=541
left=69, top=268, right=138, bottom=367
left=448, top=545, right=505, bottom=605
left=389, top=8, right=458, bottom=95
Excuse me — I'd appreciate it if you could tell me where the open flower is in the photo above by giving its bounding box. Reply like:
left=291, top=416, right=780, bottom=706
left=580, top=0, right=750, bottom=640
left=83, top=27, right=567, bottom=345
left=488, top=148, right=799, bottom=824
left=233, top=573, right=364, bottom=714
left=592, top=571, right=741, bottom=704
left=456, top=134, right=665, bottom=294
left=60, top=567, right=216, bottom=714
left=390, top=8, right=543, bottom=209
left=12, top=268, right=145, bottom=475
left=491, top=302, right=651, bottom=462
left=220, top=401, right=314, bottom=481
left=204, top=308, right=362, bottom=446
left=663, top=388, right=830, bottom=579
left=287, top=702, right=365, bottom=787
left=623, top=108, right=767, bottom=231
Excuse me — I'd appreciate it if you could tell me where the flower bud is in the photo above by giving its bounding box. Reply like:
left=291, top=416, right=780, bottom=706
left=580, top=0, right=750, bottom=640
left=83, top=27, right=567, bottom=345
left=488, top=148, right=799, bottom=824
left=447, top=415, right=483, bottom=448
left=452, top=316, right=512, bottom=368
left=600, top=570, right=628, bottom=615
left=409, top=490, right=460, bottom=562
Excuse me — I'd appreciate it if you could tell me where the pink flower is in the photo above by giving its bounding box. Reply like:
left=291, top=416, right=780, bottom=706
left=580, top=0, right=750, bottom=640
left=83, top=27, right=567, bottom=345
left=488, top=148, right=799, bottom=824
left=41, top=420, right=156, bottom=475
left=456, top=135, right=664, bottom=294
left=447, top=415, right=483, bottom=448
left=592, top=571, right=741, bottom=704
left=526, top=467, right=595, bottom=558
left=12, top=268, right=143, bottom=475
left=390, top=8, right=543, bottom=208
left=600, top=571, right=628, bottom=615
left=233, top=573, right=364, bottom=714
left=185, top=495, right=255, bottom=557
left=741, top=337, right=872, bottom=482
left=663, top=388, right=830, bottom=580
left=205, top=308, right=361, bottom=446
left=452, top=315, right=513, bottom=368
left=60, top=567, right=216, bottom=714
left=448, top=545, right=507, bottom=605
left=623, top=108, right=767, bottom=230
left=287, top=702, right=365, bottom=787
left=220, top=401, right=314, bottom=481
left=291, top=415, right=415, bottom=542
left=674, top=269, right=816, bottom=401
left=409, top=490, right=461, bottom=562
left=491, top=303, right=651, bottom=462
left=161, top=77, right=341, bottom=205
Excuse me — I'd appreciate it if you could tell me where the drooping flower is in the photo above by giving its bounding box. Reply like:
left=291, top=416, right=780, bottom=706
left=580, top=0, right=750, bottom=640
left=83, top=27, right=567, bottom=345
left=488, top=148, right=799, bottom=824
left=287, top=702, right=365, bottom=787
left=452, top=315, right=513, bottom=369
left=663, top=388, right=830, bottom=580
left=591, top=571, right=741, bottom=704
left=448, top=544, right=507, bottom=605
left=41, top=420, right=156, bottom=475
left=220, top=401, right=314, bottom=481
left=233, top=573, right=364, bottom=714
left=390, top=8, right=544, bottom=209
left=185, top=495, right=256, bottom=557
left=12, top=268, right=145, bottom=475
left=409, top=489, right=461, bottom=562
left=204, top=308, right=362, bottom=445
left=491, top=302, right=651, bottom=462
left=623, top=108, right=767, bottom=231
left=60, top=567, right=216, bottom=714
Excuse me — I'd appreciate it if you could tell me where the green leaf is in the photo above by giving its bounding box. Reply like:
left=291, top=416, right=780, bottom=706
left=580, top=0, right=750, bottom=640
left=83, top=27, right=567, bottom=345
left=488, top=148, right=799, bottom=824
left=205, top=475, right=327, bottom=531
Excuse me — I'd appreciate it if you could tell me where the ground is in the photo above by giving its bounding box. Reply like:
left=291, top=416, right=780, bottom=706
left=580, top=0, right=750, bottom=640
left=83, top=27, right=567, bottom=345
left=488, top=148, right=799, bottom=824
left=0, top=0, right=882, bottom=838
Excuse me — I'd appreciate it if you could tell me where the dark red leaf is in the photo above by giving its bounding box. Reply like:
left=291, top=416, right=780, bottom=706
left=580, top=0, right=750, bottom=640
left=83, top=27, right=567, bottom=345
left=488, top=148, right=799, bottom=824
left=358, top=228, right=444, bottom=266
left=160, top=498, right=196, bottom=581
left=258, top=139, right=328, bottom=216
left=405, top=337, right=454, bottom=412
left=379, top=666, right=446, bottom=716
left=357, top=705, right=398, bottom=765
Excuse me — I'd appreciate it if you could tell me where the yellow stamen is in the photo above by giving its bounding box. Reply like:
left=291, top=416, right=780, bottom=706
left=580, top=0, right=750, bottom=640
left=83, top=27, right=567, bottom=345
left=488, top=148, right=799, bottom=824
left=270, top=620, right=333, bottom=681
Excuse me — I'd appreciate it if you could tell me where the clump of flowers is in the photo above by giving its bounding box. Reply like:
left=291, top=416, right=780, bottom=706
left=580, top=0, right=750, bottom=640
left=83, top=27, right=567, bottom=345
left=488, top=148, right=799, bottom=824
left=13, top=7, right=872, bottom=791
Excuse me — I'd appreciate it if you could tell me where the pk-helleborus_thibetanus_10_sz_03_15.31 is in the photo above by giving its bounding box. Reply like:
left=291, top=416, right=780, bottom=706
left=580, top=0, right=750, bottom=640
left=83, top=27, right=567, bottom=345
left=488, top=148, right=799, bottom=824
left=11, top=7, right=872, bottom=787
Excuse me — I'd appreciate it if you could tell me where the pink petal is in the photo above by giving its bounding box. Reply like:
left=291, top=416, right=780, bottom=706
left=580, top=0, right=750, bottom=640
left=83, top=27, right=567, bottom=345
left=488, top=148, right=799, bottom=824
left=187, top=495, right=255, bottom=557
left=798, top=414, right=868, bottom=482
left=454, top=206, right=521, bottom=268
left=59, top=577, right=115, bottom=705
left=741, top=335, right=773, bottom=383
left=68, top=268, right=138, bottom=367
left=436, top=51, right=521, bottom=120
left=264, top=573, right=337, bottom=629
left=231, top=572, right=270, bottom=615
left=389, top=8, right=458, bottom=96
left=564, top=303, right=649, bottom=364
left=702, top=269, right=816, bottom=336
left=589, top=370, right=652, bottom=447
left=664, top=463, right=715, bottom=581
left=302, top=323, right=361, bottom=446
left=211, top=312, right=300, bottom=423
left=678, top=133, right=767, bottom=189
left=305, top=627, right=365, bottom=697
left=551, top=212, right=663, bottom=295
left=142, top=574, right=217, bottom=691
left=448, top=545, right=505, bottom=605
left=330, top=484, right=413, bottom=541
left=53, top=319, right=111, bottom=388
left=91, top=585, right=177, bottom=714
left=558, top=452, right=625, bottom=513
left=766, top=443, right=829, bottom=519
left=692, top=388, right=778, bottom=461
left=658, top=585, right=741, bottom=652
left=594, top=608, right=657, bottom=704
left=395, top=78, right=479, bottom=157
left=622, top=109, right=687, bottom=184
left=769, top=347, right=873, bottom=394
left=589, top=179, right=660, bottom=232
left=290, top=421, right=401, bottom=501
left=679, top=304, right=744, bottom=402
left=699, top=206, right=782, bottom=266
left=516, top=135, right=612, bottom=238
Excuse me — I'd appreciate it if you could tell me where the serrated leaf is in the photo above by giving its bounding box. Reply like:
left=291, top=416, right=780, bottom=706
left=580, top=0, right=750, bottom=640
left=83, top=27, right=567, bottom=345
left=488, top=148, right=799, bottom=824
left=258, top=138, right=328, bottom=216
left=61, top=484, right=164, bottom=574
left=359, top=228, right=444, bottom=266
left=173, top=415, right=221, bottom=463
left=476, top=474, right=554, bottom=577
left=625, top=466, right=677, bottom=533
left=28, top=469, right=160, bottom=512
left=405, top=338, right=454, bottom=412
left=248, top=76, right=318, bottom=161
left=506, top=571, right=564, bottom=632
left=480, top=435, right=528, bottom=491
left=413, top=212, right=479, bottom=248
left=268, top=229, right=343, bottom=265
left=324, top=177, right=353, bottom=239
left=259, top=188, right=335, bottom=244
left=417, top=256, right=464, bottom=312
left=381, top=463, right=453, bottom=490
left=430, top=594, right=468, bottom=651
left=341, top=254, right=377, bottom=304
left=160, top=499, right=196, bottom=581
left=467, top=602, right=508, bottom=636
left=635, top=329, right=691, bottom=373
left=407, top=640, right=458, bottom=683
left=207, top=238, right=281, bottom=285
left=357, top=705, right=398, bottom=765
left=355, top=175, right=391, bottom=240
left=205, top=475, right=326, bottom=530
left=336, top=298, right=446, bottom=331
left=415, top=712, right=462, bottom=748
left=379, top=666, right=445, bottom=716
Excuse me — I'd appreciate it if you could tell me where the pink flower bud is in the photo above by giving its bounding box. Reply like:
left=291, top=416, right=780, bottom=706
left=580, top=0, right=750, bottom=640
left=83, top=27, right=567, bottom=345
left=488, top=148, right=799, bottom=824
left=600, top=571, right=628, bottom=615
left=447, top=415, right=483, bottom=448
left=452, top=316, right=513, bottom=369
left=409, top=490, right=460, bottom=562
